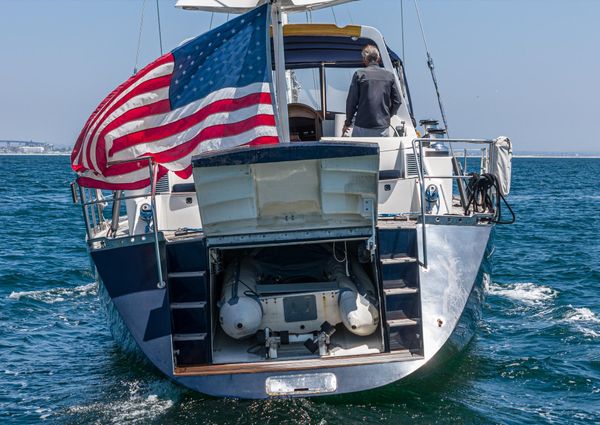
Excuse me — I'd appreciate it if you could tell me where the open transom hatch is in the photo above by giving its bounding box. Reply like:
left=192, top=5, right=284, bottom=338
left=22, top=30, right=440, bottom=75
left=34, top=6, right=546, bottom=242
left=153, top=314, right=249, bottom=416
left=192, top=142, right=380, bottom=240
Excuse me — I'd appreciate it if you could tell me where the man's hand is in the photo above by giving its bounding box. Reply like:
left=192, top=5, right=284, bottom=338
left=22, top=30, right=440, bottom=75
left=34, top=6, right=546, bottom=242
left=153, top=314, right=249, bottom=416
left=342, top=124, right=350, bottom=137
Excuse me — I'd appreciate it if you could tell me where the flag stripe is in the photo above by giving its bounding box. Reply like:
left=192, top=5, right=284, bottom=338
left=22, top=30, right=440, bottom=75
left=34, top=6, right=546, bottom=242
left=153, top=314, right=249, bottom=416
left=148, top=115, right=276, bottom=163
left=89, top=87, right=171, bottom=172
left=109, top=91, right=273, bottom=156
left=85, top=76, right=172, bottom=172
left=108, top=103, right=276, bottom=164
left=92, top=99, right=172, bottom=173
left=106, top=126, right=278, bottom=178
left=78, top=135, right=277, bottom=190
left=74, top=58, right=175, bottom=169
left=83, top=59, right=175, bottom=146
left=104, top=82, right=270, bottom=152
left=72, top=4, right=279, bottom=190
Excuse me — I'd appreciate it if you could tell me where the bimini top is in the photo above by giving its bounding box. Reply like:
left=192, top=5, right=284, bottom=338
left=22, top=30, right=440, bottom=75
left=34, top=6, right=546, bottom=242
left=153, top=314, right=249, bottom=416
left=279, top=24, right=401, bottom=69
left=175, top=0, right=356, bottom=13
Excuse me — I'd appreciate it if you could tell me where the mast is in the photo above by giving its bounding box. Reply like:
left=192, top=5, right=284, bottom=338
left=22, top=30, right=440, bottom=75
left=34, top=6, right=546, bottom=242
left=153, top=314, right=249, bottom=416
left=271, top=2, right=291, bottom=143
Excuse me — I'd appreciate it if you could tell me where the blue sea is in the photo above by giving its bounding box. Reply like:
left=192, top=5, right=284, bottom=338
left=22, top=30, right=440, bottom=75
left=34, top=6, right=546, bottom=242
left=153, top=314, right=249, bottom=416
left=0, top=155, right=598, bottom=424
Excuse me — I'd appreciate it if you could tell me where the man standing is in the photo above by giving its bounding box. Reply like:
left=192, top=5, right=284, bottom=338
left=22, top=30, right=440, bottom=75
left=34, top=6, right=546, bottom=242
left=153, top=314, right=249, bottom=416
left=343, top=45, right=402, bottom=137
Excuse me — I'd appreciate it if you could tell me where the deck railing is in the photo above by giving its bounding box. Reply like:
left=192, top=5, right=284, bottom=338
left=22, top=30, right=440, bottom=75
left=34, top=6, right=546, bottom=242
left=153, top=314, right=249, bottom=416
left=411, top=138, right=496, bottom=268
left=71, top=158, right=165, bottom=288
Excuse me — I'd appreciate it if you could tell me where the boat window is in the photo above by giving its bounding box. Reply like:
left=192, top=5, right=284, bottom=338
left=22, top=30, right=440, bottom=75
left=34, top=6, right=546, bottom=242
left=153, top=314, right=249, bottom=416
left=325, top=67, right=358, bottom=114
left=285, top=69, right=321, bottom=111
left=283, top=67, right=358, bottom=115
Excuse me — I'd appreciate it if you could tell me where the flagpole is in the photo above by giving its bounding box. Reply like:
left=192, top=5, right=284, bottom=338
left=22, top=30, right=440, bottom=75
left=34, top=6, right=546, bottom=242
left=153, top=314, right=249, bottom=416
left=271, top=2, right=290, bottom=143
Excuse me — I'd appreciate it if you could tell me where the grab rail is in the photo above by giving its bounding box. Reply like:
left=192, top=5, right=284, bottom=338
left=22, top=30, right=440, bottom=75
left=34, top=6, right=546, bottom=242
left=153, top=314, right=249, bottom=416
left=72, top=158, right=165, bottom=289
left=411, top=138, right=495, bottom=268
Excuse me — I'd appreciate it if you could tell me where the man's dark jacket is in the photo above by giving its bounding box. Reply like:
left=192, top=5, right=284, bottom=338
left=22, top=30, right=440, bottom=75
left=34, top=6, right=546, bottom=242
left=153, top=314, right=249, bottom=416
left=345, top=63, right=402, bottom=128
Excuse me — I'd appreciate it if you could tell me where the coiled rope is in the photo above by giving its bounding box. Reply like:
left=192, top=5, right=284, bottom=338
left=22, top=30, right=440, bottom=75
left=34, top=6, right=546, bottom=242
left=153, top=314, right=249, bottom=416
left=464, top=173, right=515, bottom=224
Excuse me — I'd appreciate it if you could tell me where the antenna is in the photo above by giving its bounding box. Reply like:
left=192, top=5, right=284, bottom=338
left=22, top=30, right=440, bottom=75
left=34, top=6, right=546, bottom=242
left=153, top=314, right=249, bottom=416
left=156, top=0, right=164, bottom=55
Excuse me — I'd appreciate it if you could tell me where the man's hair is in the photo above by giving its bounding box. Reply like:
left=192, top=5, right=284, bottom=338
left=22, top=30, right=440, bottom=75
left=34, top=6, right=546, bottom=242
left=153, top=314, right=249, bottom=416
left=362, top=45, right=381, bottom=64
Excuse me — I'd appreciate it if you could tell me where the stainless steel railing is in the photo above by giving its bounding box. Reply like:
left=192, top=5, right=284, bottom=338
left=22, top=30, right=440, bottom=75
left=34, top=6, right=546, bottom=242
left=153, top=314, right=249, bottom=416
left=411, top=138, right=496, bottom=268
left=71, top=158, right=165, bottom=288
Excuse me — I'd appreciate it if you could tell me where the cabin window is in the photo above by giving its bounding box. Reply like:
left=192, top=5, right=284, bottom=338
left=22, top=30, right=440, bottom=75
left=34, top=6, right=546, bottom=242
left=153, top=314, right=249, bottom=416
left=287, top=69, right=320, bottom=110
left=325, top=67, right=358, bottom=114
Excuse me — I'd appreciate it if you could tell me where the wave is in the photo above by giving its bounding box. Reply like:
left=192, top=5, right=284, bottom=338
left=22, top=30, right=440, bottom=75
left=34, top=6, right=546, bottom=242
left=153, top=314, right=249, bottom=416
left=486, top=281, right=558, bottom=305
left=561, top=306, right=600, bottom=338
left=8, top=282, right=97, bottom=304
left=562, top=307, right=600, bottom=324
left=65, top=379, right=177, bottom=424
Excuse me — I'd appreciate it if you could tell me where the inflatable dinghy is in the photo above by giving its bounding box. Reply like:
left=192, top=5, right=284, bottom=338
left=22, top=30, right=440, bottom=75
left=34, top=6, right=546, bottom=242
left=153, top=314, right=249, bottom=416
left=218, top=252, right=379, bottom=340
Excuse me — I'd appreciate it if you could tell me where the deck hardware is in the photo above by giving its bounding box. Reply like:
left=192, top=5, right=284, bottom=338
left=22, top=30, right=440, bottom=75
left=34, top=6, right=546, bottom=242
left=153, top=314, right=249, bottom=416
left=424, top=184, right=439, bottom=214
left=304, top=321, right=336, bottom=356
left=109, top=190, right=123, bottom=238
left=363, top=198, right=377, bottom=258
left=70, top=182, right=79, bottom=204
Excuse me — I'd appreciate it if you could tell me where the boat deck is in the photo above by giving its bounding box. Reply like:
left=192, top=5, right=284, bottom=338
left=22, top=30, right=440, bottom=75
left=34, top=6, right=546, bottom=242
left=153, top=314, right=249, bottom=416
left=174, top=349, right=422, bottom=376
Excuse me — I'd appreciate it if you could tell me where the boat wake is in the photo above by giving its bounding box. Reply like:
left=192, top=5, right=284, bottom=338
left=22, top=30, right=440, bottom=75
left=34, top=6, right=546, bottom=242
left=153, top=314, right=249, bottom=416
left=485, top=281, right=558, bottom=305
left=8, top=282, right=97, bottom=304
left=487, top=281, right=600, bottom=339
left=65, top=379, right=177, bottom=424
left=561, top=306, right=600, bottom=338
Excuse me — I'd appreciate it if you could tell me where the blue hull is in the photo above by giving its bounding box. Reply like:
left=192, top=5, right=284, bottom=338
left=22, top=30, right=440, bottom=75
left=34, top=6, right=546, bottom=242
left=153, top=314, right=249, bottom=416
left=91, top=225, right=492, bottom=399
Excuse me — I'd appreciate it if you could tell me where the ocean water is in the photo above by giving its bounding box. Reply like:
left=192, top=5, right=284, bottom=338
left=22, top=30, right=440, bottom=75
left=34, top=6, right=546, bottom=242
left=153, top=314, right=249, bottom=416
left=0, top=155, right=598, bottom=424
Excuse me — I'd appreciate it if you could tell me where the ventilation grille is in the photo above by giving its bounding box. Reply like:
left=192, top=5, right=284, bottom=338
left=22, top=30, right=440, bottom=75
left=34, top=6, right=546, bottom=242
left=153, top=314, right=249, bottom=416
left=406, top=153, right=420, bottom=177
left=155, top=173, right=170, bottom=193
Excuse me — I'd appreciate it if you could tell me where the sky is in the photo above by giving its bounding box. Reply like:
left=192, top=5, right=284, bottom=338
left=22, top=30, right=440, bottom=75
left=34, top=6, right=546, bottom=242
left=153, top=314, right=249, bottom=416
left=0, top=0, right=598, bottom=153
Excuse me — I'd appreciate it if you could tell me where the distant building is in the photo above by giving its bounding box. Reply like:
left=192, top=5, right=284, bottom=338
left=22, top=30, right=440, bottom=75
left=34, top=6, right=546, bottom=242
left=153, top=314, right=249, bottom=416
left=18, top=146, right=45, bottom=154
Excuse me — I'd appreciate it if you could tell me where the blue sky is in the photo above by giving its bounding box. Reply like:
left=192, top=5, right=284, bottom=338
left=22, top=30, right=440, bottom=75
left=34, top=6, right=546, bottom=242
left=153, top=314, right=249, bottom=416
left=0, top=0, right=598, bottom=152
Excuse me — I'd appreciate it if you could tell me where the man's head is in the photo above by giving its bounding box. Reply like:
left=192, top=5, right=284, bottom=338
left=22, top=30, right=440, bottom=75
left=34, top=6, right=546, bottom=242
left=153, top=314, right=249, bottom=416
left=362, top=44, right=381, bottom=66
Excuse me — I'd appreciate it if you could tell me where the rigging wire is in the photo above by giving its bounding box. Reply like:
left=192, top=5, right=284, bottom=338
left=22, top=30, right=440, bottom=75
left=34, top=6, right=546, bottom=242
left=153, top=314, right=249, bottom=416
left=155, top=0, right=164, bottom=55
left=133, top=0, right=148, bottom=74
left=400, top=0, right=405, bottom=64
left=209, top=12, right=214, bottom=30
left=331, top=7, right=338, bottom=26
left=346, top=5, right=354, bottom=25
left=412, top=0, right=449, bottom=136
left=412, top=0, right=469, bottom=207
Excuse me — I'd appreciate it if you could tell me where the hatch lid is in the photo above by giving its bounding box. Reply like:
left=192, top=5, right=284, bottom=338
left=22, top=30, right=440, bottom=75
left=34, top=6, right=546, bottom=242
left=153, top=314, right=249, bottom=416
left=192, top=142, right=379, bottom=238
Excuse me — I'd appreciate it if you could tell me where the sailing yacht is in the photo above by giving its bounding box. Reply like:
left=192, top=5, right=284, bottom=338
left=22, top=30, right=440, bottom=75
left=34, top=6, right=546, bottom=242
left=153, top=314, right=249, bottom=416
left=71, top=0, right=513, bottom=398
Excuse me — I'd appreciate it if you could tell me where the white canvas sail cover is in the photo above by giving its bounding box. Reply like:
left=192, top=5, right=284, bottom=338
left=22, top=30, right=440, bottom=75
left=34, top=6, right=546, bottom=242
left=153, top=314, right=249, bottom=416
left=175, top=0, right=356, bottom=13
left=490, top=136, right=512, bottom=196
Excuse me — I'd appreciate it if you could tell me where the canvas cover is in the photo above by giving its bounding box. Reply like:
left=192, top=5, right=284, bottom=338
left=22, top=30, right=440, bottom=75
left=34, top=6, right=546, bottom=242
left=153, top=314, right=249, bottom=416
left=491, top=136, right=512, bottom=196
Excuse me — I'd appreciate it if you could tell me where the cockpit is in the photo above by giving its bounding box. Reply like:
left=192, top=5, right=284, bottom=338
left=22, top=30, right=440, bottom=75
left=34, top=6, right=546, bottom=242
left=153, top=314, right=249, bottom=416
left=275, top=24, right=415, bottom=140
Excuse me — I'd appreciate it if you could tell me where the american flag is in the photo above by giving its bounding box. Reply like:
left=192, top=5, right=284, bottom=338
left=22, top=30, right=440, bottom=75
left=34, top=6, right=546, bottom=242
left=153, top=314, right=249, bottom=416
left=71, top=4, right=279, bottom=190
